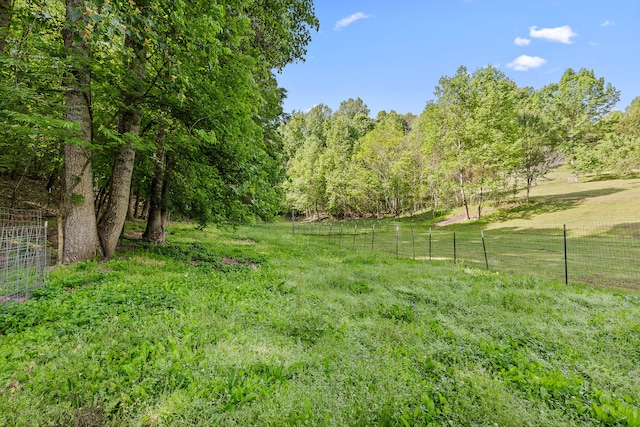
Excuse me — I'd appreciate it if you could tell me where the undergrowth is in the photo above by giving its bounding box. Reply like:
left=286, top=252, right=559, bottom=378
left=0, top=222, right=638, bottom=426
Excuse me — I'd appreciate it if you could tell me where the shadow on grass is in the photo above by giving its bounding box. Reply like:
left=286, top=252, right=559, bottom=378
left=490, top=187, right=626, bottom=222
left=584, top=172, right=640, bottom=182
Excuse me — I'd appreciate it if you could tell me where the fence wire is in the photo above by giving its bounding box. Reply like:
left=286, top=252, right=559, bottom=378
left=294, top=220, right=640, bottom=290
left=1, top=207, right=48, bottom=304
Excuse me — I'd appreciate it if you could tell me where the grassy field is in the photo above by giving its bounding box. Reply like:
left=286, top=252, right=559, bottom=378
left=297, top=168, right=640, bottom=289
left=1, top=221, right=639, bottom=426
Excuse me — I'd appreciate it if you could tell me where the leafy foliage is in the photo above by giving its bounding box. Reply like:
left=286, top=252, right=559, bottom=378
left=281, top=66, right=632, bottom=220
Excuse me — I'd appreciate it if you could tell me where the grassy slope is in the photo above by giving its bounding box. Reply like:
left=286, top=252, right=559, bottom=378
left=453, top=167, right=640, bottom=229
left=1, top=222, right=639, bottom=426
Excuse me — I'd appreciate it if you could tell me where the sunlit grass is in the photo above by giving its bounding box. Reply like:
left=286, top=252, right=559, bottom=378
left=1, top=222, right=639, bottom=425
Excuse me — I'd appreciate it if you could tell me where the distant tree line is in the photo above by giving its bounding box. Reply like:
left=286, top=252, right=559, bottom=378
left=281, top=66, right=639, bottom=219
left=0, top=0, right=318, bottom=263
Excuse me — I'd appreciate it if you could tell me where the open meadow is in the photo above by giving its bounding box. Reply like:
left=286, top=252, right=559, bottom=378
left=1, top=219, right=639, bottom=426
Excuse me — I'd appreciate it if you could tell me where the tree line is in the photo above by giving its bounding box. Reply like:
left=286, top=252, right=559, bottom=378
left=281, top=66, right=639, bottom=219
left=0, top=0, right=318, bottom=263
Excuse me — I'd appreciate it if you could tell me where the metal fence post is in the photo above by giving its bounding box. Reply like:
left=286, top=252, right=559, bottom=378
left=371, top=224, right=375, bottom=250
left=352, top=224, right=357, bottom=250
left=429, top=227, right=432, bottom=261
left=564, top=224, right=568, bottom=285
left=453, top=232, right=457, bottom=264
left=396, top=226, right=399, bottom=258
left=481, top=230, right=489, bottom=270
left=410, top=221, right=415, bottom=260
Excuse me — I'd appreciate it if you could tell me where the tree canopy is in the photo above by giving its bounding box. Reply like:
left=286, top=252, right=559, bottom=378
left=280, top=67, right=632, bottom=220
left=0, top=0, right=319, bottom=262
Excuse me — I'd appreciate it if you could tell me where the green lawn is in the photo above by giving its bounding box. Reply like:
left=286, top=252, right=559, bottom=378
left=1, top=222, right=639, bottom=426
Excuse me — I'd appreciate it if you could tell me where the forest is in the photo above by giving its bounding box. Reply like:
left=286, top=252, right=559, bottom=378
left=0, top=0, right=318, bottom=263
left=281, top=66, right=640, bottom=220
left=2, top=0, right=640, bottom=266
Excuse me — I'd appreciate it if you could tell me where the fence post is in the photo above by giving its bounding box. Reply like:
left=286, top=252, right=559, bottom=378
left=429, top=227, right=432, bottom=261
left=291, top=210, right=295, bottom=234
left=563, top=224, right=568, bottom=285
left=410, top=220, right=415, bottom=260
left=396, top=226, right=399, bottom=258
left=371, top=224, right=375, bottom=250
left=481, top=230, right=489, bottom=270
left=329, top=223, right=332, bottom=243
left=453, top=232, right=457, bottom=264
left=352, top=224, right=357, bottom=250
left=339, top=223, right=343, bottom=247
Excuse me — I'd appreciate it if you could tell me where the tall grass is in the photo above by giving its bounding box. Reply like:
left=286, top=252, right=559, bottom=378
left=1, top=222, right=639, bottom=426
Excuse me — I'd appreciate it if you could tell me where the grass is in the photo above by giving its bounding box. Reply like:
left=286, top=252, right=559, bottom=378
left=297, top=167, right=640, bottom=289
left=488, top=167, right=640, bottom=228
left=1, top=221, right=639, bottom=426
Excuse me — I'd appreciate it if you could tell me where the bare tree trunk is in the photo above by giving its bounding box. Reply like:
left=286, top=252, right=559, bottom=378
left=133, top=186, right=141, bottom=218
left=57, top=179, right=65, bottom=265
left=160, top=151, right=173, bottom=228
left=97, top=35, right=145, bottom=258
left=143, top=128, right=166, bottom=243
left=142, top=197, right=149, bottom=219
left=97, top=141, right=136, bottom=257
left=459, top=172, right=470, bottom=220
left=0, top=0, right=12, bottom=54
left=61, top=0, right=102, bottom=264
left=126, top=182, right=135, bottom=221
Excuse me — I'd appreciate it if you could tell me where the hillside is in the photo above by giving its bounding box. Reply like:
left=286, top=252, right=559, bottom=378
left=485, top=168, right=640, bottom=230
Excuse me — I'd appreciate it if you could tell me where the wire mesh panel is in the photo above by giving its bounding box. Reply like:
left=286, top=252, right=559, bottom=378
left=0, top=207, right=42, bottom=227
left=565, top=223, right=640, bottom=288
left=295, top=220, right=640, bottom=290
left=480, top=228, right=565, bottom=282
left=0, top=208, right=48, bottom=304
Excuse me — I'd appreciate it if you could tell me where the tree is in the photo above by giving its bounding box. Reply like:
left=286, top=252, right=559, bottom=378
left=352, top=111, right=406, bottom=215
left=576, top=97, right=640, bottom=175
left=541, top=68, right=620, bottom=180
left=512, top=88, right=559, bottom=203
left=61, top=0, right=102, bottom=263
left=0, top=0, right=12, bottom=53
left=336, top=97, right=370, bottom=119
left=66, top=0, right=318, bottom=258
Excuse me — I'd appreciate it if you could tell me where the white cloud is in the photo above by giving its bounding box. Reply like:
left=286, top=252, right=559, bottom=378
left=601, top=20, right=614, bottom=27
left=514, top=37, right=531, bottom=46
left=507, top=55, right=546, bottom=71
left=529, top=25, right=577, bottom=44
left=334, top=12, right=371, bottom=31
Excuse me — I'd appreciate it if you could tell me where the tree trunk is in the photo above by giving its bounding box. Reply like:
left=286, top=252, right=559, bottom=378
left=61, top=0, right=102, bottom=264
left=142, top=197, right=149, bottom=219
left=126, top=182, right=135, bottom=221
left=160, top=151, right=174, bottom=228
left=97, top=35, right=145, bottom=258
left=57, top=178, right=65, bottom=265
left=143, top=128, right=166, bottom=243
left=459, top=172, right=470, bottom=220
left=0, top=0, right=12, bottom=54
left=97, top=142, right=136, bottom=257
left=133, top=186, right=141, bottom=218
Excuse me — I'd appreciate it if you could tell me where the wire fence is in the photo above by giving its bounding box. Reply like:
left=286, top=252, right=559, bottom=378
left=0, top=207, right=49, bottom=304
left=293, top=219, right=640, bottom=290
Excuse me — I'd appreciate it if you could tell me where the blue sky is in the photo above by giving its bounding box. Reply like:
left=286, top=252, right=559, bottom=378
left=276, top=0, right=640, bottom=116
